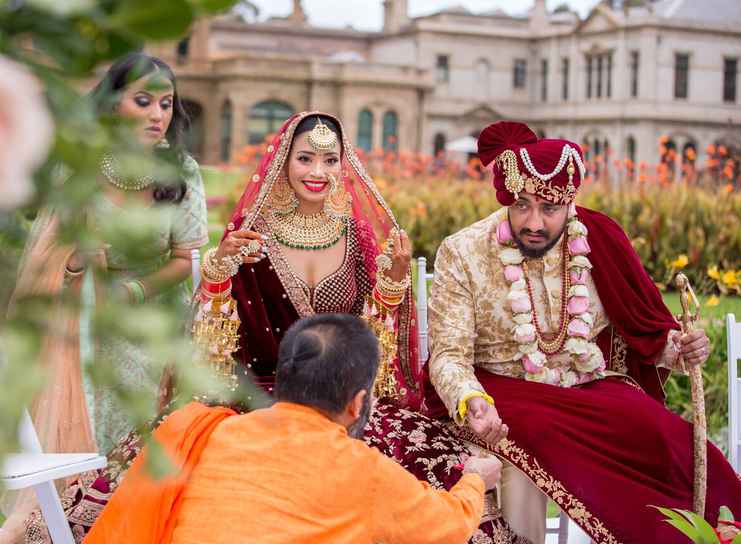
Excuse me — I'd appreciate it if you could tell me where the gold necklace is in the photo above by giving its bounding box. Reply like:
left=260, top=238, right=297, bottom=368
left=272, top=210, right=346, bottom=250
left=101, top=153, right=155, bottom=191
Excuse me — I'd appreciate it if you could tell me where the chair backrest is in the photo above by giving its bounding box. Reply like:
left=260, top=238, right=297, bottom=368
left=416, top=257, right=435, bottom=366
left=727, top=313, right=741, bottom=472
left=191, top=248, right=201, bottom=295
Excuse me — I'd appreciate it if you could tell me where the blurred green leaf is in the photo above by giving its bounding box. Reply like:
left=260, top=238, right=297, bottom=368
left=188, top=0, right=237, bottom=14
left=26, top=0, right=96, bottom=17
left=110, top=0, right=194, bottom=40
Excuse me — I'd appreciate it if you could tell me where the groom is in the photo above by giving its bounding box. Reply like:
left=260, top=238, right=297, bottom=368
left=425, top=120, right=741, bottom=543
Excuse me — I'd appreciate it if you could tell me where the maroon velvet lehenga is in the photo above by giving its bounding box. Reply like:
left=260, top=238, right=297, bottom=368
left=23, top=112, right=528, bottom=544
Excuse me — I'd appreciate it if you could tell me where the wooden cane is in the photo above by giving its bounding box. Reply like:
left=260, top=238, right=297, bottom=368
left=675, top=273, right=707, bottom=516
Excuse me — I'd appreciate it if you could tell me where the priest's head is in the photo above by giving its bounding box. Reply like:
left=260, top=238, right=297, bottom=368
left=477, top=121, right=586, bottom=258
left=275, top=313, right=379, bottom=438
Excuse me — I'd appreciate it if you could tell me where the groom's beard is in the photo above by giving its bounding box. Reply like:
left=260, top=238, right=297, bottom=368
left=510, top=218, right=566, bottom=259
left=348, top=393, right=372, bottom=439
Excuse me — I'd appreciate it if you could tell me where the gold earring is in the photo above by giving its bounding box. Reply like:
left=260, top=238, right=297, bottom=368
left=323, top=174, right=351, bottom=220
left=269, top=174, right=299, bottom=214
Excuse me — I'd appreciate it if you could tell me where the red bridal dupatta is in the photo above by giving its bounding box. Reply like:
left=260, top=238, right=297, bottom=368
left=215, top=111, right=422, bottom=408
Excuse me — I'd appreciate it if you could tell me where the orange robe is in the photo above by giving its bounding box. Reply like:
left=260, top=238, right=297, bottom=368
left=85, top=402, right=485, bottom=544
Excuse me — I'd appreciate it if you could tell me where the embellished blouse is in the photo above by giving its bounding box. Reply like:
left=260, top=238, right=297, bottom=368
left=230, top=216, right=374, bottom=385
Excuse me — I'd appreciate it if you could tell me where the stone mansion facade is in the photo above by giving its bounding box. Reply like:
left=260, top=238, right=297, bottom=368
left=146, top=0, right=741, bottom=175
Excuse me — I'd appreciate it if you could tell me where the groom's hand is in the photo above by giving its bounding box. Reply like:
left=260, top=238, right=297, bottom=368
left=675, top=329, right=711, bottom=367
left=466, top=397, right=508, bottom=447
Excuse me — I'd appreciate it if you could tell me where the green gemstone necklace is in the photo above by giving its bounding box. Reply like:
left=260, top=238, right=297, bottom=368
left=273, top=210, right=346, bottom=250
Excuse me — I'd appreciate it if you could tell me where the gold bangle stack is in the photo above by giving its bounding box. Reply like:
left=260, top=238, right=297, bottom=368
left=375, top=251, right=410, bottom=305
left=202, top=248, right=236, bottom=283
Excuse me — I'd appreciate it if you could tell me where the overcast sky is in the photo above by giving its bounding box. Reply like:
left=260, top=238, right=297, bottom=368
left=248, top=0, right=601, bottom=30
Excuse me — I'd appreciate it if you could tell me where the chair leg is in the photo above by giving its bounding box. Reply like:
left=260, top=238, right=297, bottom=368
left=32, top=481, right=75, bottom=544
left=558, top=511, right=569, bottom=544
left=565, top=514, right=592, bottom=544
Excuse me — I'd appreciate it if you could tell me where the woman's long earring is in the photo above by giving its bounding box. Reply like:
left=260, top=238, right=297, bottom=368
left=323, top=174, right=351, bottom=221
left=269, top=174, right=299, bottom=215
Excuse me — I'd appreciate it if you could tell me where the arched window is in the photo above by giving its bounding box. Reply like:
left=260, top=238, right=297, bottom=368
left=474, top=59, right=491, bottom=99
left=433, top=133, right=446, bottom=156
left=248, top=100, right=294, bottom=144
left=176, top=37, right=190, bottom=65
left=182, top=99, right=203, bottom=161
left=357, top=109, right=373, bottom=152
left=220, top=100, right=232, bottom=163
left=382, top=110, right=398, bottom=151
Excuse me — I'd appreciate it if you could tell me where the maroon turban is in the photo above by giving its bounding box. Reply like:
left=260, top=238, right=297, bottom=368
left=478, top=121, right=586, bottom=206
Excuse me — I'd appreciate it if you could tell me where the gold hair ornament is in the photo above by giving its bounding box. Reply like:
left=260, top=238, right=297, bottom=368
left=307, top=117, right=338, bottom=152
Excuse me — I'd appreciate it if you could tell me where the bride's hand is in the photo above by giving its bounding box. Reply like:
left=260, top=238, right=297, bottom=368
left=386, top=229, right=412, bottom=283
left=216, top=230, right=267, bottom=264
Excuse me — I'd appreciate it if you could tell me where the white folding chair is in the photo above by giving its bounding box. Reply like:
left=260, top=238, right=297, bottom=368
left=0, top=410, right=106, bottom=544
left=727, top=313, right=741, bottom=473
left=191, top=248, right=201, bottom=295
left=415, top=256, right=434, bottom=367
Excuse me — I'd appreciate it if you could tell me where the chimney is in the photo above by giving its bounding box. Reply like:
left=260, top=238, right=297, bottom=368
left=529, top=0, right=548, bottom=33
left=383, top=0, right=409, bottom=33
left=288, top=0, right=307, bottom=25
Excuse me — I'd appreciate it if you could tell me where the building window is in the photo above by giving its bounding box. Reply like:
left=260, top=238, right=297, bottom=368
left=220, top=100, right=232, bottom=163
left=357, top=109, right=373, bottom=152
left=436, top=55, right=450, bottom=83
left=606, top=53, right=613, bottom=98
left=586, top=56, right=593, bottom=99
left=433, top=133, right=446, bottom=156
left=561, top=57, right=569, bottom=101
left=176, top=37, right=190, bottom=65
left=723, top=57, right=737, bottom=103
left=182, top=99, right=204, bottom=161
left=630, top=51, right=639, bottom=98
left=674, top=53, right=689, bottom=99
left=513, top=59, right=527, bottom=89
left=475, top=58, right=491, bottom=99
left=540, top=59, right=548, bottom=102
left=626, top=135, right=636, bottom=164
left=248, top=100, right=294, bottom=144
left=382, top=111, right=398, bottom=151
left=596, top=55, right=603, bottom=98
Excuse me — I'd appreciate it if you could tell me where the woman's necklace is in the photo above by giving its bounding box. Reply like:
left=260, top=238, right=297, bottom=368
left=272, top=210, right=346, bottom=250
left=101, top=153, right=155, bottom=191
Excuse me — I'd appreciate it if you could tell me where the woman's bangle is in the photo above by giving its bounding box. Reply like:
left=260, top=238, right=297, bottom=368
left=64, top=264, right=85, bottom=277
left=123, top=280, right=146, bottom=304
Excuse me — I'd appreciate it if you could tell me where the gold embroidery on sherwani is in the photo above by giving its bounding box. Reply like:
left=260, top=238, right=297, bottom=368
left=428, top=208, right=610, bottom=421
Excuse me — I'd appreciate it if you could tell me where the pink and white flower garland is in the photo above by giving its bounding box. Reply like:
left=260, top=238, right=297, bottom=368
left=497, top=206, right=606, bottom=386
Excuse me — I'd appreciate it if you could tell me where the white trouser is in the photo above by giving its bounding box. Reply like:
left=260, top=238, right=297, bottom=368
left=500, top=460, right=547, bottom=544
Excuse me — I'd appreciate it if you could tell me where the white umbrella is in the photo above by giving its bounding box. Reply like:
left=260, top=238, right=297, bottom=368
left=445, top=135, right=477, bottom=153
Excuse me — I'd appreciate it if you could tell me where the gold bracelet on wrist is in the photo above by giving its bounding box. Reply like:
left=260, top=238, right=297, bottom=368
left=202, top=248, right=233, bottom=283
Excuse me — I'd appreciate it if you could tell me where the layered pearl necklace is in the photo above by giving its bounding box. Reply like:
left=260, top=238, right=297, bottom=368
left=498, top=206, right=606, bottom=387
